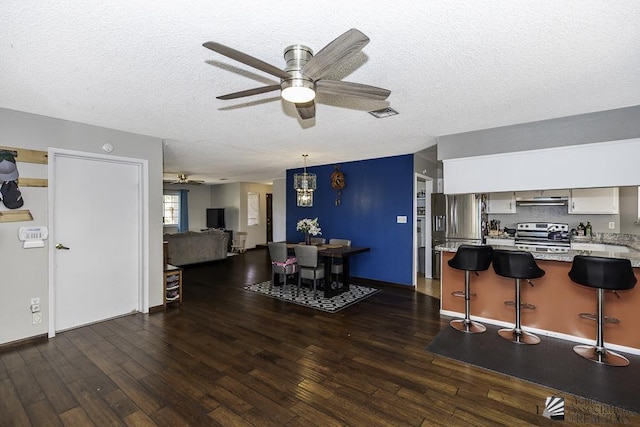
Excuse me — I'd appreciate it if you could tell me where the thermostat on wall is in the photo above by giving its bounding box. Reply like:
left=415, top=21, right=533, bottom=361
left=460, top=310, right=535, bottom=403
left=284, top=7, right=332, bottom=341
left=18, top=226, right=48, bottom=249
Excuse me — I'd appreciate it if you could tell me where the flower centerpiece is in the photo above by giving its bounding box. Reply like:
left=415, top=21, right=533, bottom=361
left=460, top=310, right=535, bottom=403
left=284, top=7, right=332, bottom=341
left=296, top=217, right=321, bottom=245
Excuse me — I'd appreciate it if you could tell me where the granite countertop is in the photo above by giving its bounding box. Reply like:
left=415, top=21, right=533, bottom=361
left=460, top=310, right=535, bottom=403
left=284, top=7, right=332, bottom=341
left=435, top=239, right=640, bottom=268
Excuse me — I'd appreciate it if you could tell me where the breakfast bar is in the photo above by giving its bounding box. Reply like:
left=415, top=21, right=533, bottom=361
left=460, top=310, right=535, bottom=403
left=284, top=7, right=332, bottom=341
left=437, top=241, right=640, bottom=352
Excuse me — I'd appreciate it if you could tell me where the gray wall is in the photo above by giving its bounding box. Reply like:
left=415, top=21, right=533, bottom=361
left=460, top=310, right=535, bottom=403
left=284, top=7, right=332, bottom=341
left=162, top=183, right=212, bottom=233
left=437, top=105, right=640, bottom=160
left=0, top=108, right=163, bottom=345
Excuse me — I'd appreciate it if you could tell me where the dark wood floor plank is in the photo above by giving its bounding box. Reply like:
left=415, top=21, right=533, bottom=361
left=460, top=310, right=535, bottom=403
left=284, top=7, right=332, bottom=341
left=24, top=352, right=78, bottom=414
left=5, top=363, right=46, bottom=407
left=140, top=373, right=220, bottom=425
left=58, top=406, right=96, bottom=426
left=2, top=248, right=638, bottom=426
left=207, top=405, right=253, bottom=427
left=66, top=379, right=124, bottom=426
left=287, top=401, right=344, bottom=427
left=1, top=350, right=25, bottom=370
left=147, top=406, right=189, bottom=426
left=0, top=378, right=31, bottom=426
left=109, top=370, right=163, bottom=415
left=215, top=374, right=296, bottom=424
left=122, top=410, right=158, bottom=427
left=25, top=399, right=64, bottom=427
left=40, top=346, right=90, bottom=385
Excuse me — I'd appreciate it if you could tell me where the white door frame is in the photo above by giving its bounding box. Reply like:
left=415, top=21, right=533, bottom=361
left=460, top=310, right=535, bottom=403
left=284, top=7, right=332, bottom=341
left=413, top=173, right=433, bottom=286
left=47, top=148, right=149, bottom=338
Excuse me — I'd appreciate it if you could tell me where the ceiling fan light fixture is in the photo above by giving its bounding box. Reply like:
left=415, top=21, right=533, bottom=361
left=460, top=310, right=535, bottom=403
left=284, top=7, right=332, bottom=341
left=281, top=80, right=316, bottom=103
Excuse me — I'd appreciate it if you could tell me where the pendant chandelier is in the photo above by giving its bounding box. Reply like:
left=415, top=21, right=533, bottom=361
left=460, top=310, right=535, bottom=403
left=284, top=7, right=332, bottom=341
left=293, top=154, right=316, bottom=207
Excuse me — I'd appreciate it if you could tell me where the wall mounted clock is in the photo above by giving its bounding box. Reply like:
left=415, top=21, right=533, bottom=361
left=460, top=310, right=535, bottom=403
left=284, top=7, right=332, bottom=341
left=331, top=165, right=345, bottom=205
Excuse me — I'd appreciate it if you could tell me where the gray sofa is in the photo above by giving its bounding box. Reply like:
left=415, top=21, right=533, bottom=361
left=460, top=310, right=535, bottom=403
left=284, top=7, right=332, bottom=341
left=163, top=230, right=229, bottom=266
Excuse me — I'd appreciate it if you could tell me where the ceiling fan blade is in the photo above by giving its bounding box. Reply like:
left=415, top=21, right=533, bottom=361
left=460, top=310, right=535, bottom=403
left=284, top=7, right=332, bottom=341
left=296, top=101, right=315, bottom=120
left=217, top=85, right=281, bottom=100
left=203, top=42, right=290, bottom=80
left=301, top=29, right=370, bottom=81
left=316, top=80, right=390, bottom=100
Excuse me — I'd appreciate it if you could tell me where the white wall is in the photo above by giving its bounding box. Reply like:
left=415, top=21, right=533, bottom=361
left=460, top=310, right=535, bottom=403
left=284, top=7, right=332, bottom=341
left=272, top=177, right=286, bottom=242
left=239, top=182, right=273, bottom=249
left=443, top=139, right=640, bottom=194
left=210, top=183, right=241, bottom=233
left=208, top=182, right=273, bottom=249
left=0, top=108, right=163, bottom=345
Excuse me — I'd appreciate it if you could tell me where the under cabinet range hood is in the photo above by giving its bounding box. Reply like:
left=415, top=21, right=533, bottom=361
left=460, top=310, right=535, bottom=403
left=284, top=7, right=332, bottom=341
left=515, top=194, right=569, bottom=207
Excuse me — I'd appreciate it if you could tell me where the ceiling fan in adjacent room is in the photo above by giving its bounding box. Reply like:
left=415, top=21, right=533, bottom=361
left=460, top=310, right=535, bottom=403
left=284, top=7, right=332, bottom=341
left=203, top=28, right=391, bottom=120
left=165, top=174, right=204, bottom=185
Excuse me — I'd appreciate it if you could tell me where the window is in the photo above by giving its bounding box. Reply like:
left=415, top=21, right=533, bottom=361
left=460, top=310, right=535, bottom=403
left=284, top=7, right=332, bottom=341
left=163, top=192, right=180, bottom=226
left=248, top=192, right=259, bottom=226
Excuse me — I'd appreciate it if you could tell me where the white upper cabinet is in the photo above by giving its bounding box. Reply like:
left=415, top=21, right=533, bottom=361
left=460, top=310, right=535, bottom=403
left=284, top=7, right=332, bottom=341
left=569, top=187, right=619, bottom=214
left=487, top=192, right=516, bottom=214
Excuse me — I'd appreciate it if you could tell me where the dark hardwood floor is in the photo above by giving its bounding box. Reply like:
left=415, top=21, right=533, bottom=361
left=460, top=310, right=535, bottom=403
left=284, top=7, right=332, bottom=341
left=2, top=248, right=638, bottom=426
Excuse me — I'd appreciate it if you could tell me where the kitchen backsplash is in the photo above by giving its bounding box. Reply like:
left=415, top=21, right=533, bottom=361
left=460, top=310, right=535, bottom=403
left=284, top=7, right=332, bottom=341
left=489, top=205, right=620, bottom=234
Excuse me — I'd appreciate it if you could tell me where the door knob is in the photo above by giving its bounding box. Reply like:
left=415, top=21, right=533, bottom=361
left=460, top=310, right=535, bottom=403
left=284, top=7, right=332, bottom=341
left=55, top=243, right=70, bottom=250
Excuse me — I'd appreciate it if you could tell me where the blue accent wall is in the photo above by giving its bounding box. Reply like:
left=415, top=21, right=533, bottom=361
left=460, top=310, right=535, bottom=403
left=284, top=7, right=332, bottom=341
left=286, top=154, right=414, bottom=286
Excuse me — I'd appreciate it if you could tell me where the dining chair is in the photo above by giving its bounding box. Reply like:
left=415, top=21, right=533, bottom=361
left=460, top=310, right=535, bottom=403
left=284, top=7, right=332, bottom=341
left=294, top=244, right=324, bottom=299
left=268, top=242, right=298, bottom=293
left=231, top=231, right=248, bottom=253
left=329, top=238, right=351, bottom=285
left=310, top=237, right=326, bottom=245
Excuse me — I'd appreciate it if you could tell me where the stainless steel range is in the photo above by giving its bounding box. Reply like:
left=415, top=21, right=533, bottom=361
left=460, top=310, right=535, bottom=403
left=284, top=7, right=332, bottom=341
left=515, top=222, right=570, bottom=253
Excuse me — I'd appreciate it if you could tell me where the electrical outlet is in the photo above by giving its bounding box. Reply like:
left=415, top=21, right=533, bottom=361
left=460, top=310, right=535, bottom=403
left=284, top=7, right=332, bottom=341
left=609, top=221, right=615, bottom=229
left=32, top=312, right=42, bottom=325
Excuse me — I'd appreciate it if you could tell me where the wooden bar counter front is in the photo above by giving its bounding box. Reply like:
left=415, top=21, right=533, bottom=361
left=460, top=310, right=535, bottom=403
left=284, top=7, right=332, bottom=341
left=440, top=249, right=640, bottom=351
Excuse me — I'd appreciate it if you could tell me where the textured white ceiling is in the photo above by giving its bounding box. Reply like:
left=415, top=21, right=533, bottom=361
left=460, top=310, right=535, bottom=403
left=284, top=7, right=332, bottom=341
left=2, top=1, right=639, bottom=184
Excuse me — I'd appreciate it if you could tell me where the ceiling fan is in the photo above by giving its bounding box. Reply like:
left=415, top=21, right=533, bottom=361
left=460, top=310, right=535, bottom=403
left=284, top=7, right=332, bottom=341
left=203, top=28, right=391, bottom=120
left=165, top=174, right=204, bottom=185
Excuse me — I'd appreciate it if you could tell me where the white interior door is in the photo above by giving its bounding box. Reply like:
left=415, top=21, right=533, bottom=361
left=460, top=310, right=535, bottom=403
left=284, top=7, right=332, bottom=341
left=50, top=151, right=142, bottom=333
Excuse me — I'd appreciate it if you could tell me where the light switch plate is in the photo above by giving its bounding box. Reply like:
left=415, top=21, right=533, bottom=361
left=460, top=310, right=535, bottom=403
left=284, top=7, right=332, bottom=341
left=397, top=215, right=407, bottom=224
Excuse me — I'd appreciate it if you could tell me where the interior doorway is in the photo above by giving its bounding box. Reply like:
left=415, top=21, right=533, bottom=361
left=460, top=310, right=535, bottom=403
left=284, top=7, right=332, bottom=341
left=266, top=193, right=273, bottom=243
left=48, top=149, right=147, bottom=336
left=414, top=173, right=433, bottom=287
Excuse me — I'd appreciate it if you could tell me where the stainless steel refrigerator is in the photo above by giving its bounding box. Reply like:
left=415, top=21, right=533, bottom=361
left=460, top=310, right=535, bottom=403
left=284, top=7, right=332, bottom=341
left=431, top=193, right=488, bottom=279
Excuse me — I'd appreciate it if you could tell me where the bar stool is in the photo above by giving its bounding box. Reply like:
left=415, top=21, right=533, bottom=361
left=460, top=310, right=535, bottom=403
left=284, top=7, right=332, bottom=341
left=448, top=245, right=493, bottom=333
left=568, top=255, right=637, bottom=366
left=492, top=249, right=545, bottom=344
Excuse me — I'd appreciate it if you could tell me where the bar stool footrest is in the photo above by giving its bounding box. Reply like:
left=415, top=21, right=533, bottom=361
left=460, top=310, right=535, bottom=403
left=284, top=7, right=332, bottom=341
left=578, top=313, right=620, bottom=323
left=451, top=291, right=476, bottom=298
left=503, top=301, right=536, bottom=310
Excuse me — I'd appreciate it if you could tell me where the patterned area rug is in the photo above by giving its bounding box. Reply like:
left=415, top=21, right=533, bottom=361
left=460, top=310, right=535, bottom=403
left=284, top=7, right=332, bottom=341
left=244, top=281, right=380, bottom=313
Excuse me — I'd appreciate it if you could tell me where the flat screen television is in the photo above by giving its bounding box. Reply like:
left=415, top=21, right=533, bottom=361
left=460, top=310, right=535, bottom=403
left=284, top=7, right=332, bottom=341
left=206, top=208, right=225, bottom=229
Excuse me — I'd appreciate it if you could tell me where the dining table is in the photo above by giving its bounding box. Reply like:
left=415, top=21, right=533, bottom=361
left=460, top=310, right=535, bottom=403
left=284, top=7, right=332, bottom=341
left=287, top=243, right=371, bottom=298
